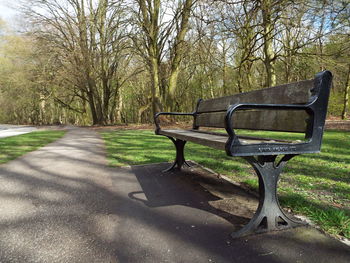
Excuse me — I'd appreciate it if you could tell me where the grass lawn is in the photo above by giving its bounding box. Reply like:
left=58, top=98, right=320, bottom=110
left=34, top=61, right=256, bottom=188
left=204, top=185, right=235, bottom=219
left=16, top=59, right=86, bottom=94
left=101, top=129, right=350, bottom=239
left=0, top=130, right=66, bottom=164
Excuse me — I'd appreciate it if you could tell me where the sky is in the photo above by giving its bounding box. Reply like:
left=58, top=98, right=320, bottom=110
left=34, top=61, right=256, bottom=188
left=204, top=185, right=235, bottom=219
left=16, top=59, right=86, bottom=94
left=0, top=0, right=19, bottom=22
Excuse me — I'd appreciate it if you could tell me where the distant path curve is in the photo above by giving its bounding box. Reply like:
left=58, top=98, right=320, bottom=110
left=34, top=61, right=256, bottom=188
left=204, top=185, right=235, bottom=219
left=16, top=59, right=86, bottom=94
left=0, top=124, right=37, bottom=138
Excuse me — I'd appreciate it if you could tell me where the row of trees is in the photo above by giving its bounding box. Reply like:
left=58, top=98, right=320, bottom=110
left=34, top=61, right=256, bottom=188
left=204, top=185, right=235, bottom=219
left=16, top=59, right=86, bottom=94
left=0, top=0, right=349, bottom=125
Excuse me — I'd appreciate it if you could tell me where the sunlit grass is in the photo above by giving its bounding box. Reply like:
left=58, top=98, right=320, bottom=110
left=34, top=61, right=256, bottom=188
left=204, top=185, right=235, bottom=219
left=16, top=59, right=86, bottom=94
left=101, top=129, right=350, bottom=239
left=0, top=130, right=66, bottom=164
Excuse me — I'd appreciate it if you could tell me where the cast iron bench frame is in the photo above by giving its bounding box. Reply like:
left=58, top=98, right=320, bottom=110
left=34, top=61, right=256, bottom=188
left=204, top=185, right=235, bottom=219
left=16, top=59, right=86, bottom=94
left=154, top=71, right=332, bottom=238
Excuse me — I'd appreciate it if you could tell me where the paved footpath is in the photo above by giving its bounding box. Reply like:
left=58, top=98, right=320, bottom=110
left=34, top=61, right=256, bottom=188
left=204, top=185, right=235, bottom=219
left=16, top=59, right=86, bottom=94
left=0, top=125, right=37, bottom=138
left=0, top=129, right=349, bottom=262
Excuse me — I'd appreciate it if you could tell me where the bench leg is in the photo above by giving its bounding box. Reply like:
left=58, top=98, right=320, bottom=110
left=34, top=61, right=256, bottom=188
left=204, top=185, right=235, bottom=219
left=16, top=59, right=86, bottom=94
left=163, top=137, right=191, bottom=172
left=231, top=155, right=306, bottom=238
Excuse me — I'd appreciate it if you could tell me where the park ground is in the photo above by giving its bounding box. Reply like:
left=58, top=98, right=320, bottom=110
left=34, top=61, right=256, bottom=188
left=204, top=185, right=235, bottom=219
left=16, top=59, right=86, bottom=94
left=0, top=124, right=349, bottom=262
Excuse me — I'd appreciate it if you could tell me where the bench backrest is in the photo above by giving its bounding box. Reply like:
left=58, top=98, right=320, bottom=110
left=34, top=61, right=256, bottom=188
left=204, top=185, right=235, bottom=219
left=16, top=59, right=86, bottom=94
left=194, top=73, right=330, bottom=133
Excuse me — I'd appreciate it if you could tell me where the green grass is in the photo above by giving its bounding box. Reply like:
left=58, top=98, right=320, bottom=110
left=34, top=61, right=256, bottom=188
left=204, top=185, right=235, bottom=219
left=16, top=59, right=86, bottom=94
left=0, top=130, right=66, bottom=164
left=101, top=129, right=350, bottom=239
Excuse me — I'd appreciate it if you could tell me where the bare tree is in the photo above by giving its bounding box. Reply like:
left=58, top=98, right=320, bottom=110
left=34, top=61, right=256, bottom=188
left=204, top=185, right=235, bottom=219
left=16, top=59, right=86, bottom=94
left=131, top=0, right=196, bottom=117
left=21, top=0, right=134, bottom=125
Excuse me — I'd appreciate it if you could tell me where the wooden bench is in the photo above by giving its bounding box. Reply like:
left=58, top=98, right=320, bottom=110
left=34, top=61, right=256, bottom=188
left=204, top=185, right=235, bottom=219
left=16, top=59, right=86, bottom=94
left=154, top=71, right=333, bottom=238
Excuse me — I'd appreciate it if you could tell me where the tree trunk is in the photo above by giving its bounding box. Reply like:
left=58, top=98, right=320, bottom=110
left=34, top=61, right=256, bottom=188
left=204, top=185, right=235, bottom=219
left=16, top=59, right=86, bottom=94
left=222, top=39, right=228, bottom=95
left=168, top=0, right=193, bottom=100
left=342, top=65, right=350, bottom=120
left=117, top=91, right=124, bottom=123
left=261, top=0, right=276, bottom=88
left=150, top=56, right=161, bottom=118
left=86, top=88, right=99, bottom=125
left=237, top=66, right=244, bottom=93
left=39, top=93, right=46, bottom=125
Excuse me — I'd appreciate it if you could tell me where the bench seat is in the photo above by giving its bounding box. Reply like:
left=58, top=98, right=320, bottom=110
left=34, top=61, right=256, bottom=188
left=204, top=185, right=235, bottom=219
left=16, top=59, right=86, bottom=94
left=158, top=129, right=301, bottom=150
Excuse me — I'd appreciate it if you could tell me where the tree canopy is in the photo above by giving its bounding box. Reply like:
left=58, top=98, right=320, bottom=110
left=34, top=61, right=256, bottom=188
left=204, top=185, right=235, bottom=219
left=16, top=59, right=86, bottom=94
left=0, top=0, right=349, bottom=125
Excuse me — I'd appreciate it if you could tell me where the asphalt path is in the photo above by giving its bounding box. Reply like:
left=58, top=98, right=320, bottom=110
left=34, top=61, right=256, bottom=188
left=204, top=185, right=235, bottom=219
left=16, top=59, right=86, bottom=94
left=0, top=128, right=349, bottom=262
left=0, top=124, right=37, bottom=138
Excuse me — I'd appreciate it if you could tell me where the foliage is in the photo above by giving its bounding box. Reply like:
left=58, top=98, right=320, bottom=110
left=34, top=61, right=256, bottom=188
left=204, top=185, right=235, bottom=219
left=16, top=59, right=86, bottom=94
left=0, top=0, right=349, bottom=124
left=0, top=130, right=66, bottom=164
left=101, top=129, right=350, bottom=238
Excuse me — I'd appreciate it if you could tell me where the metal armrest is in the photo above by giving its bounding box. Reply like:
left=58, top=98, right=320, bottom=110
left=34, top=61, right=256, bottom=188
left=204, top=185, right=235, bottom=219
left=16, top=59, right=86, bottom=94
left=154, top=112, right=195, bottom=133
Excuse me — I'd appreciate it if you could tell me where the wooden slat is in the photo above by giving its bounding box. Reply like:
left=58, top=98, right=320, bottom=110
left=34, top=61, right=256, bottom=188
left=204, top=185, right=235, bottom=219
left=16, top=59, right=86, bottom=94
left=195, top=110, right=309, bottom=132
left=159, top=129, right=227, bottom=150
left=197, top=79, right=313, bottom=113
left=158, top=129, right=302, bottom=149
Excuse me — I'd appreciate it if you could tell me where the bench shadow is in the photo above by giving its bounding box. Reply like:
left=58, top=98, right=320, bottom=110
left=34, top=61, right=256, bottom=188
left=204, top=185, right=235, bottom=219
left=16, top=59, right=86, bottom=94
left=128, top=162, right=256, bottom=230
